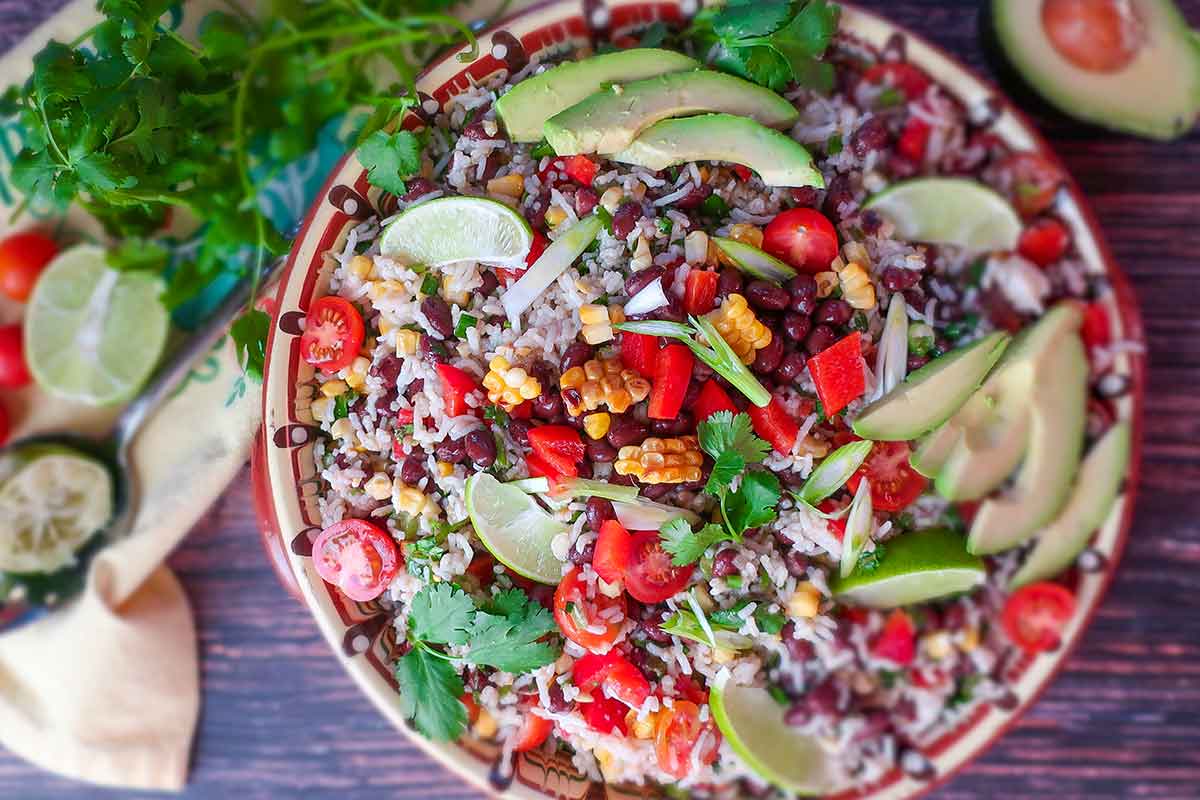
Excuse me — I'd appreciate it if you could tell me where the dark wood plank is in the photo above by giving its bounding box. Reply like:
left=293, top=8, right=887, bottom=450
left=1, top=1, right=1199, bottom=798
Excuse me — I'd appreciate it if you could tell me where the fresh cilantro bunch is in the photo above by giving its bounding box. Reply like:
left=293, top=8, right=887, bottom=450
left=660, top=411, right=782, bottom=565
left=3, top=0, right=473, bottom=380
left=395, top=584, right=560, bottom=740
left=688, top=0, right=840, bottom=93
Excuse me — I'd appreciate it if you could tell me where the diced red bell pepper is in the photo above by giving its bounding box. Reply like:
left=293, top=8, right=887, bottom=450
left=395, top=408, right=415, bottom=426
left=593, top=519, right=633, bottom=584
left=527, top=425, right=585, bottom=481
left=897, top=115, right=931, bottom=162
left=732, top=164, right=753, bottom=181
left=561, top=155, right=598, bottom=186
left=526, top=452, right=567, bottom=483
left=1081, top=302, right=1110, bottom=350
left=818, top=498, right=847, bottom=540
left=573, top=650, right=652, bottom=708
left=583, top=695, right=629, bottom=734
left=510, top=401, right=533, bottom=419
left=648, top=344, right=693, bottom=420
left=683, top=269, right=720, bottom=315
left=1018, top=218, right=1070, bottom=267
left=436, top=364, right=480, bottom=417
left=692, top=379, right=737, bottom=422
left=497, top=231, right=548, bottom=284
left=806, top=332, right=866, bottom=416
left=620, top=331, right=660, bottom=378
left=871, top=609, right=916, bottom=665
left=748, top=395, right=800, bottom=455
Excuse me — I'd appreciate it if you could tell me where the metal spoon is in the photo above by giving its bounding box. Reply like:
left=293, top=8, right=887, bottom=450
left=0, top=255, right=288, bottom=633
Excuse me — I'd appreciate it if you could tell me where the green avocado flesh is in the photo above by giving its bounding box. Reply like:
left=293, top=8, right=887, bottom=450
left=852, top=331, right=1010, bottom=442
left=609, top=114, right=823, bottom=188
left=991, top=0, right=1200, bottom=140
left=832, top=528, right=986, bottom=608
left=495, top=49, right=699, bottom=142
left=543, top=70, right=799, bottom=155
left=967, top=332, right=1088, bottom=555
left=1010, top=421, right=1131, bottom=589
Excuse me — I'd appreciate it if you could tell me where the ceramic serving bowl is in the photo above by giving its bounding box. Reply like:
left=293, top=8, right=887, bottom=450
left=255, top=1, right=1146, bottom=796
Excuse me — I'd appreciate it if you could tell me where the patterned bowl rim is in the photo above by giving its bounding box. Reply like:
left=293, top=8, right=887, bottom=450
left=258, top=2, right=1147, bottom=798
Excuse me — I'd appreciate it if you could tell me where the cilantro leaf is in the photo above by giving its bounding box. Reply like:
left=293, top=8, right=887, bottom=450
left=464, top=592, right=558, bottom=673
left=660, top=518, right=734, bottom=566
left=359, top=129, right=424, bottom=196
left=394, top=647, right=468, bottom=741
left=106, top=239, right=170, bottom=272
left=409, top=583, right=476, bottom=646
left=724, top=469, right=782, bottom=535
left=230, top=309, right=271, bottom=383
left=706, top=449, right=745, bottom=496
left=697, top=410, right=772, bottom=465
left=711, top=3, right=793, bottom=39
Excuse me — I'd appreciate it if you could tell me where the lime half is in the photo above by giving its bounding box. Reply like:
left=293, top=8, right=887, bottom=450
left=865, top=178, right=1021, bottom=252
left=379, top=196, right=533, bottom=267
left=464, top=473, right=567, bottom=584
left=0, top=445, right=113, bottom=573
left=832, top=527, right=985, bottom=608
left=709, top=674, right=839, bottom=795
left=25, top=245, right=169, bottom=406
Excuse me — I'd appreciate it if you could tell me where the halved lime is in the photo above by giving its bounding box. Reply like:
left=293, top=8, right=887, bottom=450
left=832, top=527, right=985, bottom=608
left=0, top=444, right=113, bottom=573
left=464, top=473, right=567, bottom=584
left=25, top=245, right=169, bottom=406
left=864, top=178, right=1021, bottom=252
left=709, top=674, right=839, bottom=795
left=379, top=196, right=533, bottom=267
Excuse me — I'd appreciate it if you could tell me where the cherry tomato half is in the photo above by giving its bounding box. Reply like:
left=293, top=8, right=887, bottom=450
left=583, top=694, right=629, bottom=734
left=870, top=609, right=916, bottom=665
left=553, top=567, right=627, bottom=652
left=593, top=519, right=633, bottom=585
left=847, top=440, right=927, bottom=512
left=1018, top=218, right=1071, bottom=267
left=1043, top=0, right=1142, bottom=73
left=997, top=153, right=1065, bottom=218
left=623, top=531, right=692, bottom=604
left=1003, top=582, right=1076, bottom=653
left=311, top=519, right=401, bottom=602
left=762, top=208, right=840, bottom=274
left=574, top=650, right=652, bottom=709
left=0, top=325, right=32, bottom=389
left=654, top=700, right=721, bottom=780
left=0, top=232, right=58, bottom=302
left=301, top=296, right=365, bottom=372
left=0, top=403, right=10, bottom=446
left=512, top=708, right=554, bottom=752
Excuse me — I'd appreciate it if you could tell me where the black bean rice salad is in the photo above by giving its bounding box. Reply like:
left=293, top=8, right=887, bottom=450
left=297, top=3, right=1135, bottom=796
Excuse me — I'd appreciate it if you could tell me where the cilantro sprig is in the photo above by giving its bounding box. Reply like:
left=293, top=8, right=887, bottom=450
left=395, top=585, right=560, bottom=741
left=688, top=0, right=840, bottom=93
left=659, top=411, right=782, bottom=566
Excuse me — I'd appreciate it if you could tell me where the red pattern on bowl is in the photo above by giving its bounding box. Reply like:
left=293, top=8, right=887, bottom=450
left=256, top=2, right=1146, bottom=797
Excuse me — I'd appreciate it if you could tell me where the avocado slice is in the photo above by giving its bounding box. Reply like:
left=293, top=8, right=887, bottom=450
left=1010, top=422, right=1131, bottom=589
left=910, top=422, right=961, bottom=479
left=609, top=114, right=823, bottom=188
left=967, top=332, right=1088, bottom=555
left=543, top=70, right=800, bottom=156
left=495, top=49, right=700, bottom=142
left=989, top=0, right=1200, bottom=140
left=852, top=332, right=1010, bottom=442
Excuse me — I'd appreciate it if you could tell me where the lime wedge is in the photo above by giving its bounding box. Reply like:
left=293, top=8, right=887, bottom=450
left=709, top=674, right=839, bottom=795
left=25, top=245, right=169, bottom=406
left=865, top=178, right=1021, bottom=252
left=0, top=444, right=113, bottom=573
left=832, top=528, right=985, bottom=608
left=379, top=196, right=533, bottom=267
left=464, top=473, right=567, bottom=584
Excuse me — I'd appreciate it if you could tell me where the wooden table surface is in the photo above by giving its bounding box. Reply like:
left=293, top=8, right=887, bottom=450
left=3, top=1, right=1200, bottom=798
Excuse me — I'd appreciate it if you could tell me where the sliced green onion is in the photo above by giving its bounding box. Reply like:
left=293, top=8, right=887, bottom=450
left=419, top=273, right=439, bottom=295
left=797, top=439, right=874, bottom=505
left=872, top=296, right=909, bottom=401
left=508, top=477, right=550, bottom=494
left=839, top=476, right=874, bottom=578
left=502, top=215, right=603, bottom=320
left=612, top=497, right=700, bottom=530
left=454, top=312, right=478, bottom=338
left=551, top=477, right=639, bottom=504
left=689, top=314, right=772, bottom=407
left=794, top=498, right=851, bottom=520
left=908, top=322, right=935, bottom=356
left=687, top=590, right=718, bottom=648
left=615, top=319, right=694, bottom=339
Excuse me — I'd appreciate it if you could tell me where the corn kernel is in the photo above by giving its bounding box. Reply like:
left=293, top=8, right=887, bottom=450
left=365, top=472, right=393, bottom=501
left=394, top=485, right=430, bottom=516
left=473, top=708, right=498, bottom=739
left=579, top=304, right=609, bottom=326
left=836, top=260, right=877, bottom=310
left=345, top=357, right=370, bottom=391
left=594, top=747, right=615, bottom=779
left=613, top=436, right=703, bottom=484
left=581, top=322, right=614, bottom=345
left=600, top=186, right=624, bottom=214
left=684, top=230, right=709, bottom=265
left=707, top=293, right=774, bottom=364
left=504, top=367, right=529, bottom=388
left=960, top=625, right=980, bottom=653
left=815, top=271, right=838, bottom=298
left=629, top=710, right=658, bottom=740
left=728, top=223, right=764, bottom=249
left=583, top=412, right=612, bottom=440
left=486, top=173, right=525, bottom=199
left=787, top=582, right=822, bottom=619
left=396, top=329, right=419, bottom=356
left=310, top=396, right=334, bottom=422
left=545, top=206, right=568, bottom=227
left=320, top=379, right=349, bottom=398
left=923, top=631, right=953, bottom=661
left=348, top=255, right=374, bottom=280
left=441, top=274, right=469, bottom=307
left=330, top=418, right=356, bottom=441
left=483, top=357, right=541, bottom=409
left=711, top=646, right=736, bottom=664
left=437, top=460, right=454, bottom=477
left=630, top=235, right=652, bottom=270
left=367, top=279, right=404, bottom=301
left=559, top=357, right=649, bottom=416
left=608, top=305, right=625, bottom=325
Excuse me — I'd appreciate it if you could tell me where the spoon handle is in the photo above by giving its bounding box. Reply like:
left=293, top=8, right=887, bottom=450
left=111, top=254, right=289, bottom=457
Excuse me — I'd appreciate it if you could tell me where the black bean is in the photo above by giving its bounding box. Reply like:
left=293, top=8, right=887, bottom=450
left=418, top=334, right=448, bottom=364
left=478, top=271, right=499, bottom=296
left=465, top=428, right=497, bottom=467
left=575, top=460, right=593, bottom=479
left=782, top=622, right=816, bottom=662
left=624, top=266, right=665, bottom=299
left=851, top=116, right=890, bottom=158
left=745, top=280, right=791, bottom=311
left=585, top=497, right=617, bottom=532
left=907, top=355, right=930, bottom=371
left=401, top=178, right=434, bottom=201
left=881, top=266, right=920, bottom=291
left=569, top=537, right=596, bottom=566
left=674, top=183, right=712, bottom=210
left=941, top=602, right=967, bottom=631
left=641, top=483, right=672, bottom=501
left=904, top=287, right=926, bottom=309
left=532, top=391, right=563, bottom=420
left=717, top=268, right=744, bottom=298
left=805, top=324, right=838, bottom=356
left=790, top=186, right=820, bottom=207
left=400, top=453, right=428, bottom=485
left=478, top=152, right=502, bottom=182
left=370, top=354, right=403, bottom=384
left=639, top=615, right=672, bottom=645
left=784, top=703, right=813, bottom=727
left=774, top=351, right=807, bottom=383
left=784, top=551, right=810, bottom=577
left=420, top=296, right=454, bottom=339
left=815, top=299, right=853, bottom=326
left=711, top=548, right=740, bottom=577
left=787, top=274, right=818, bottom=314
left=611, top=202, right=642, bottom=239
left=751, top=335, right=784, bottom=374
left=560, top=342, right=593, bottom=373
left=852, top=710, right=893, bottom=742
left=651, top=410, right=694, bottom=436
left=402, top=378, right=424, bottom=401
left=575, top=186, right=599, bottom=217
left=823, top=173, right=855, bottom=221
left=462, top=121, right=498, bottom=141
left=606, top=415, right=648, bottom=448
left=546, top=681, right=575, bottom=714
left=435, top=437, right=466, bottom=464
left=508, top=418, right=533, bottom=447
left=782, top=312, right=812, bottom=343
left=586, top=437, right=617, bottom=463
left=691, top=360, right=714, bottom=383
left=807, top=680, right=840, bottom=714
left=861, top=209, right=884, bottom=235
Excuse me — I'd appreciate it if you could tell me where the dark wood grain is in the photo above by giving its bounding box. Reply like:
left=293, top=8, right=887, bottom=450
left=2, top=1, right=1199, bottom=798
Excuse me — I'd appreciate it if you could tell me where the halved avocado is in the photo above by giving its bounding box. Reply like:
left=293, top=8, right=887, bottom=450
left=967, top=333, right=1088, bottom=555
left=609, top=114, right=823, bottom=188
left=989, top=0, right=1200, bottom=140
left=1010, top=422, right=1131, bottom=589
left=495, top=48, right=700, bottom=142
left=852, top=332, right=1010, bottom=442
left=543, top=70, right=799, bottom=155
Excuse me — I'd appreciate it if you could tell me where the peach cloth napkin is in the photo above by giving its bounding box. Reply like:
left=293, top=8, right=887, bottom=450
left=0, top=1, right=260, bottom=790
